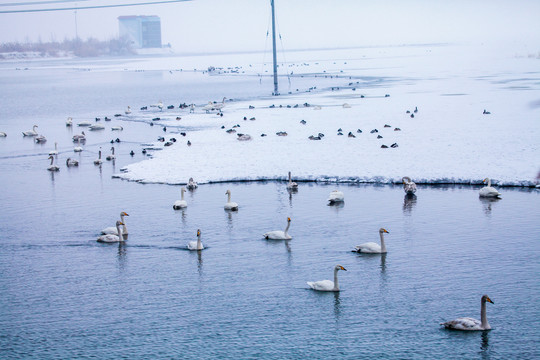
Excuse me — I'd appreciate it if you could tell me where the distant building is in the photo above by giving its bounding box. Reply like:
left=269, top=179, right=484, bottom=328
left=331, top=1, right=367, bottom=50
left=118, top=15, right=162, bottom=48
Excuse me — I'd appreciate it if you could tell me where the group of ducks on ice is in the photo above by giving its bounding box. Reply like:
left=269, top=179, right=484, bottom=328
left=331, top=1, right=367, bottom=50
left=98, top=173, right=500, bottom=332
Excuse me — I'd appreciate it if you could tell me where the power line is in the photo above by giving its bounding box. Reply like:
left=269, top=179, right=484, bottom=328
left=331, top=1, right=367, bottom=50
left=0, top=1, right=93, bottom=7
left=0, top=0, right=191, bottom=13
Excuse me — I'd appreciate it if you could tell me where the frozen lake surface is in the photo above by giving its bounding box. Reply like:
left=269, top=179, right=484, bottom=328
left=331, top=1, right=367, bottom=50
left=0, top=45, right=539, bottom=359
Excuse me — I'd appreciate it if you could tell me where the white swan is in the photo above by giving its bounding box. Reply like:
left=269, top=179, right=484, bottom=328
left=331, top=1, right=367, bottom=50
left=101, top=212, right=129, bottom=235
left=328, top=190, right=344, bottom=204
left=441, top=295, right=494, bottom=331
left=187, top=177, right=198, bottom=190
left=72, top=131, right=86, bottom=142
left=35, top=134, right=47, bottom=143
left=307, top=264, right=347, bottom=292
left=286, top=171, right=298, bottom=190
left=23, top=125, right=38, bottom=137
left=47, top=155, right=59, bottom=171
left=479, top=178, right=501, bottom=198
left=66, top=158, right=79, bottom=167
left=0, top=132, right=6, bottom=137
left=213, top=97, right=227, bottom=111
left=77, top=121, right=92, bottom=127
left=264, top=217, right=292, bottom=240
left=73, top=138, right=83, bottom=152
left=187, top=229, right=204, bottom=250
left=173, top=187, right=188, bottom=209
left=353, top=228, right=389, bottom=253
left=125, top=106, right=131, bottom=115
left=106, top=147, right=115, bottom=161
left=94, top=148, right=102, bottom=165
left=402, top=176, right=417, bottom=195
left=49, top=142, right=58, bottom=155
left=66, top=117, right=73, bottom=126
left=224, top=189, right=238, bottom=211
left=97, top=221, right=125, bottom=243
left=89, top=124, right=105, bottom=131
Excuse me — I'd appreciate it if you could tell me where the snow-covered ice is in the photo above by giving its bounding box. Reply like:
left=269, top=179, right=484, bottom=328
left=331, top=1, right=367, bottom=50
left=114, top=45, right=540, bottom=187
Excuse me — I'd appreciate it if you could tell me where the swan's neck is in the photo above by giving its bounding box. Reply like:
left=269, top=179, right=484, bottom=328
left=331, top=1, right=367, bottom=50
left=181, top=190, right=185, bottom=201
left=98, top=151, right=101, bottom=159
left=120, top=214, right=127, bottom=233
left=197, top=234, right=202, bottom=249
left=284, top=221, right=291, bottom=236
left=380, top=231, right=387, bottom=253
left=333, top=268, right=340, bottom=291
left=481, top=299, right=489, bottom=329
left=288, top=172, right=292, bottom=183
left=116, top=224, right=123, bottom=239
left=227, top=192, right=231, bottom=203
left=486, top=178, right=491, bottom=187
left=112, top=148, right=115, bottom=155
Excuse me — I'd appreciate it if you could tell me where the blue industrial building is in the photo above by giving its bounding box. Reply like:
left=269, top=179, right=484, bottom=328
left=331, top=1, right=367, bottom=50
left=118, top=15, right=162, bottom=48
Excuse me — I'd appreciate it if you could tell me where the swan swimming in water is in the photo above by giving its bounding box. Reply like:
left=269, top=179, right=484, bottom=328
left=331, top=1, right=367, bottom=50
left=402, top=176, right=417, bottom=195
left=0, top=132, right=7, bottom=137
left=66, top=158, right=79, bottom=167
left=187, top=229, right=204, bottom=250
left=441, top=295, right=494, bottom=331
left=307, top=264, right=347, bottom=292
left=264, top=217, right=292, bottom=240
left=66, top=117, right=73, bottom=126
left=224, top=189, right=238, bottom=211
left=97, top=221, right=125, bottom=243
left=479, top=178, right=501, bottom=198
left=101, top=212, right=129, bottom=236
left=72, top=131, right=86, bottom=142
left=47, top=155, right=59, bottom=171
left=23, top=125, right=38, bottom=137
left=327, top=190, right=344, bottom=204
left=173, top=187, right=188, bottom=209
left=286, top=171, right=298, bottom=190
left=94, top=148, right=103, bottom=165
left=49, top=142, right=58, bottom=155
left=353, top=228, right=390, bottom=253
left=186, top=177, right=198, bottom=190
left=106, top=147, right=115, bottom=161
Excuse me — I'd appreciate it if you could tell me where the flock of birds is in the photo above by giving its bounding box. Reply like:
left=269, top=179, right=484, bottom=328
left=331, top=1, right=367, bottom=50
left=96, top=172, right=500, bottom=331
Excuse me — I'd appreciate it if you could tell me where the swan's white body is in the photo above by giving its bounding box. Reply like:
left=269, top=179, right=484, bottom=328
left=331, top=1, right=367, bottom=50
left=77, top=121, right=92, bottom=127
left=89, top=124, right=105, bottom=131
left=22, top=125, right=38, bottom=137
left=173, top=187, right=188, bottom=209
left=224, top=189, right=238, bottom=211
left=106, top=147, right=115, bottom=161
left=328, top=190, right=344, bottom=204
left=97, top=221, right=125, bottom=243
left=35, top=134, right=47, bottom=143
left=286, top=171, right=298, bottom=190
left=101, top=212, right=129, bottom=235
left=66, top=158, right=79, bottom=167
left=479, top=178, right=501, bottom=198
left=49, top=142, right=58, bottom=155
left=213, top=97, right=227, bottom=111
left=73, top=139, right=83, bottom=152
left=72, top=132, right=86, bottom=142
left=187, top=229, right=204, bottom=250
left=94, top=149, right=102, bottom=165
left=111, top=126, right=123, bottom=131
left=151, top=101, right=163, bottom=110
left=442, top=295, right=494, bottom=331
left=66, top=117, right=73, bottom=126
left=125, top=106, right=131, bottom=115
left=264, top=217, right=292, bottom=240
left=354, top=228, right=389, bottom=253
left=402, top=176, right=417, bottom=195
left=47, top=155, right=59, bottom=171
left=307, top=265, right=347, bottom=292
left=0, top=132, right=7, bottom=137
left=187, top=177, right=198, bottom=190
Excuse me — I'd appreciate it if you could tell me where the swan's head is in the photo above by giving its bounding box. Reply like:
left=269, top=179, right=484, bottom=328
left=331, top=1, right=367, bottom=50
left=287, top=217, right=291, bottom=222
left=181, top=187, right=186, bottom=192
left=121, top=212, right=129, bottom=217
left=116, top=221, right=125, bottom=226
left=483, top=178, right=489, bottom=183
left=197, top=229, right=201, bottom=237
left=379, top=228, right=389, bottom=234
left=225, top=189, right=231, bottom=195
left=482, top=295, right=494, bottom=304
left=48, top=155, right=53, bottom=160
left=335, top=265, right=347, bottom=271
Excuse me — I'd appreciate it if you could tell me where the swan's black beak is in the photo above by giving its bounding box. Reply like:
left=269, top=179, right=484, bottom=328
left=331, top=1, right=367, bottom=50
left=487, top=298, right=494, bottom=304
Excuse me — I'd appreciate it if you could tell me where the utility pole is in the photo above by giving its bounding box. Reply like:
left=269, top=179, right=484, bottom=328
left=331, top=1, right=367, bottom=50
left=74, top=9, right=78, bottom=39
left=271, top=0, right=278, bottom=95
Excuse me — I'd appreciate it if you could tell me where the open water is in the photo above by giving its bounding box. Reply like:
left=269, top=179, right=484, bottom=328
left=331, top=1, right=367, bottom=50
left=0, top=50, right=539, bottom=359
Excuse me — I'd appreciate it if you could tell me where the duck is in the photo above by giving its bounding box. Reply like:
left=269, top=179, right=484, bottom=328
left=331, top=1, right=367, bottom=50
left=441, top=295, right=494, bottom=331
left=46, top=155, right=59, bottom=171
left=479, top=178, right=501, bottom=198
left=48, top=142, right=58, bottom=155
left=94, top=148, right=103, bottom=165
left=0, top=132, right=6, bottom=137
left=224, top=189, right=239, bottom=211
left=187, top=177, right=198, bottom=190
left=101, top=212, right=129, bottom=236
left=106, top=147, right=115, bottom=161
left=307, top=265, right=347, bottom=292
left=111, top=126, right=123, bottom=131
left=263, top=217, right=292, bottom=240
left=173, top=187, right=188, bottom=209
left=353, top=228, right=389, bottom=253
left=97, top=221, right=125, bottom=243
left=22, top=125, right=38, bottom=137
left=327, top=190, right=344, bottom=204
left=402, top=176, right=417, bottom=195
left=187, top=229, right=204, bottom=250
left=66, top=158, right=79, bottom=167
left=286, top=172, right=298, bottom=190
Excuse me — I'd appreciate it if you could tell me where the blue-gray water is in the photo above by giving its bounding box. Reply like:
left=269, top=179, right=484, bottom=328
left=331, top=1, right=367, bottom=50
left=1, top=53, right=539, bottom=359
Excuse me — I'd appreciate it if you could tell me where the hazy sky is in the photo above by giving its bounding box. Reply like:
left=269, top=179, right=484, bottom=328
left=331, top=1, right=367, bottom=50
left=1, top=0, right=539, bottom=53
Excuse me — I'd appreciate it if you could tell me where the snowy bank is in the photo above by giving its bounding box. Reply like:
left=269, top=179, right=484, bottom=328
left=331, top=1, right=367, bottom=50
left=114, top=45, right=540, bottom=187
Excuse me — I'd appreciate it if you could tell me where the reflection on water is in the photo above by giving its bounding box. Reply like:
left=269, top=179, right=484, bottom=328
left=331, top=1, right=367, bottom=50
left=479, top=197, right=500, bottom=216
left=117, top=242, right=127, bottom=270
left=403, top=193, right=417, bottom=214
left=333, top=291, right=341, bottom=320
